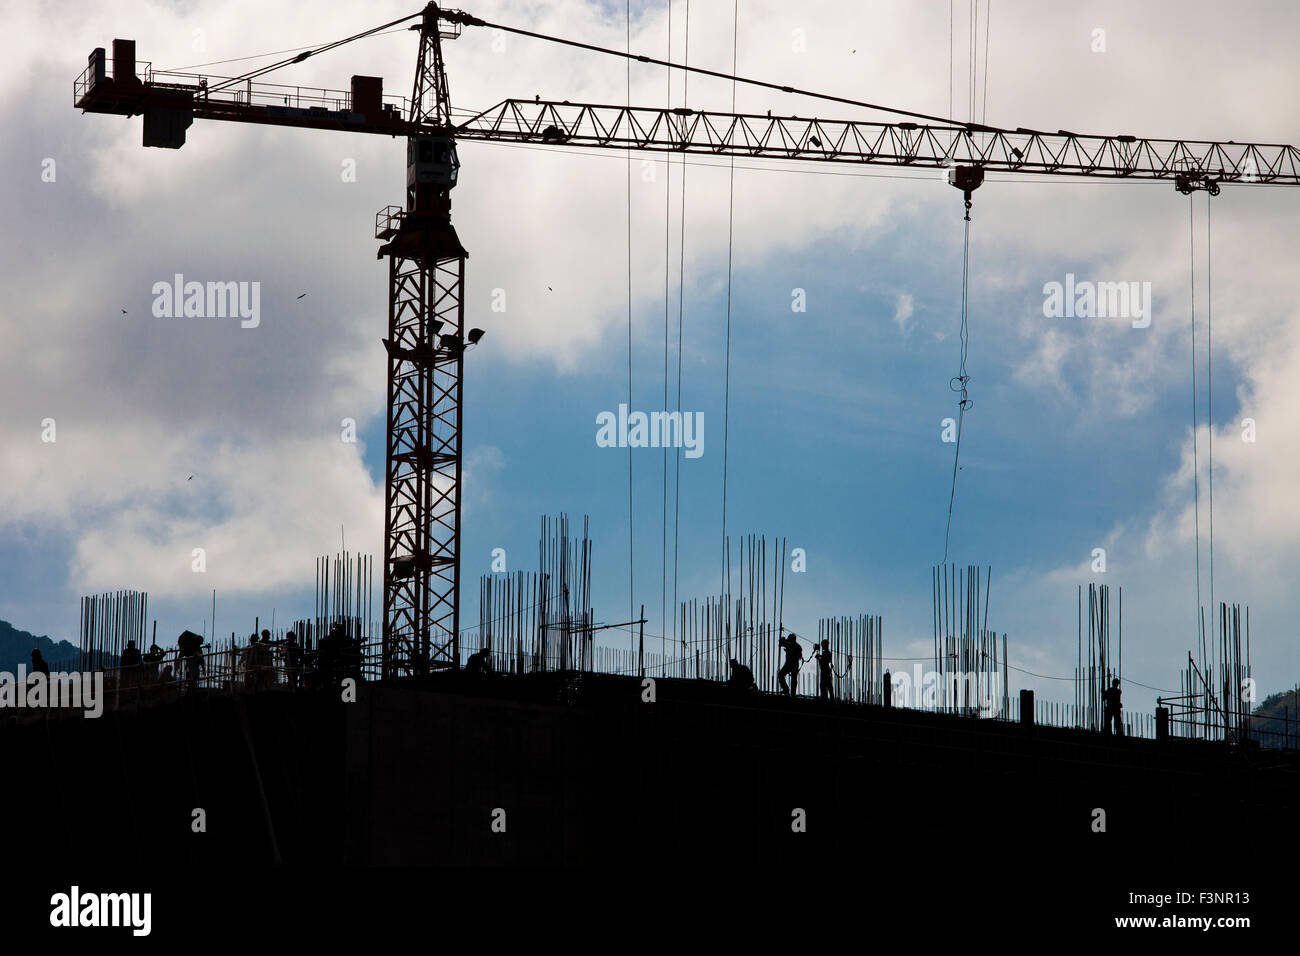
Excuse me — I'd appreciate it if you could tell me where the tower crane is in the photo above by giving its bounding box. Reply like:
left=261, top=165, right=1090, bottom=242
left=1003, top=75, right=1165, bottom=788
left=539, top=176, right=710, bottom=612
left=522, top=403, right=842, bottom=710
left=73, top=3, right=1300, bottom=675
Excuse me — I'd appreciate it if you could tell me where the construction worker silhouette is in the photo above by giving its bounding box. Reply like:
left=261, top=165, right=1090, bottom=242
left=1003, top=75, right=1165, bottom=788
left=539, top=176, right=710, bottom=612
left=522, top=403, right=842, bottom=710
left=284, top=631, right=303, bottom=689
left=465, top=646, right=491, bottom=676
left=176, top=630, right=204, bottom=692
left=727, top=657, right=756, bottom=693
left=120, top=640, right=142, bottom=692
left=240, top=633, right=260, bottom=689
left=256, top=629, right=277, bottom=690
left=316, top=624, right=341, bottom=687
left=121, top=640, right=141, bottom=668
left=815, top=639, right=835, bottom=701
left=143, top=641, right=165, bottom=679
left=1103, top=678, right=1122, bottom=736
left=777, top=631, right=803, bottom=696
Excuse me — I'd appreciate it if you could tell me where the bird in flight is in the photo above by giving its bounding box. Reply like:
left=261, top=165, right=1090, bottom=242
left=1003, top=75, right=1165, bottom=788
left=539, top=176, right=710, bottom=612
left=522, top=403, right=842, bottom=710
left=296, top=293, right=308, bottom=299
left=120, top=308, right=127, bottom=314
left=187, top=475, right=193, bottom=481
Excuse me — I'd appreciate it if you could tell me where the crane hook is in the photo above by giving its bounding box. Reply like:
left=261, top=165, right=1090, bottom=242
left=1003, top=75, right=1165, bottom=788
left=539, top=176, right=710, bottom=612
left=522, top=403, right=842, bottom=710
left=948, top=165, right=985, bottom=220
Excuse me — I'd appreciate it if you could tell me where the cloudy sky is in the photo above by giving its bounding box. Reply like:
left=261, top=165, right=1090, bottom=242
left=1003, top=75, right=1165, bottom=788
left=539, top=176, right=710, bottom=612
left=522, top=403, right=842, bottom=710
left=1, top=0, right=1297, bottom=713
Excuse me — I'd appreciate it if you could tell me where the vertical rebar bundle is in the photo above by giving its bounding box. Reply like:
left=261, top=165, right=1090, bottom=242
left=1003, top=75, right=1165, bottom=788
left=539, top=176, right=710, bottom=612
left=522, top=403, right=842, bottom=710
left=1166, top=601, right=1251, bottom=743
left=473, top=514, right=594, bottom=673
left=79, top=590, right=148, bottom=671
left=538, top=513, right=593, bottom=672
left=315, top=552, right=374, bottom=651
left=815, top=614, right=884, bottom=704
left=677, top=534, right=786, bottom=688
left=1075, top=583, right=1121, bottom=731
left=931, top=565, right=996, bottom=713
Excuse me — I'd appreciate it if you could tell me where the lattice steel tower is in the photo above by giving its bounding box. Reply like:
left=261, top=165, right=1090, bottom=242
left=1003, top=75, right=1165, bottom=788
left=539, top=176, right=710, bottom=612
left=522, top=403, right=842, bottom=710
left=376, top=4, right=470, bottom=676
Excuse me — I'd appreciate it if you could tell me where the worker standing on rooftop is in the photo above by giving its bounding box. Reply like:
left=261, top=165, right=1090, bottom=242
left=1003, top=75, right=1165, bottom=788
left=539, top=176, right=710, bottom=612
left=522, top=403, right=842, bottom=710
left=1103, top=678, right=1123, bottom=737
left=777, top=631, right=803, bottom=697
left=283, top=631, right=303, bottom=690
left=814, top=640, right=835, bottom=702
left=143, top=641, right=165, bottom=688
left=120, top=640, right=142, bottom=696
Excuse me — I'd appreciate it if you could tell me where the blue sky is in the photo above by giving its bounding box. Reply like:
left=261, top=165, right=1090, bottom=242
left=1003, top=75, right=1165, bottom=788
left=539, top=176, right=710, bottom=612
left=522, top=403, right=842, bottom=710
left=1, top=0, right=1297, bottom=717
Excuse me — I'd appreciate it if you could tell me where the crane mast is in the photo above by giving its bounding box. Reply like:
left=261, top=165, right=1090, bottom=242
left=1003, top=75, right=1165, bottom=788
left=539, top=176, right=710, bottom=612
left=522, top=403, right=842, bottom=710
left=375, top=5, right=471, bottom=676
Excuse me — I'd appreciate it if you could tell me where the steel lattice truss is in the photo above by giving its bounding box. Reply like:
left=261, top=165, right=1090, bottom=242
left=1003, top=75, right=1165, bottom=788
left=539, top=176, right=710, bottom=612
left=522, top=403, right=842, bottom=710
left=383, top=254, right=464, bottom=676
left=455, top=100, right=1300, bottom=184
left=80, top=72, right=1300, bottom=187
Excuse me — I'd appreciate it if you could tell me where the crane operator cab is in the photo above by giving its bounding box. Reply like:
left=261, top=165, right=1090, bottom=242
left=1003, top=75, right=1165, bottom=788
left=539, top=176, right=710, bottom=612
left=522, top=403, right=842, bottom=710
left=408, top=134, right=459, bottom=191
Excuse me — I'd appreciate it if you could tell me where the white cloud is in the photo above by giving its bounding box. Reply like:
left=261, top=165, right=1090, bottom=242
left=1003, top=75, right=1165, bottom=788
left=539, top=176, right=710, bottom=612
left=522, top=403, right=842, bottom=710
left=892, top=292, right=914, bottom=334
left=70, top=437, right=383, bottom=597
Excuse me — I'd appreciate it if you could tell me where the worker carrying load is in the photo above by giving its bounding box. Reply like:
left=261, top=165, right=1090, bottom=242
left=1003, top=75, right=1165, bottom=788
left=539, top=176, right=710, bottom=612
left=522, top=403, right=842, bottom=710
left=176, top=630, right=205, bottom=692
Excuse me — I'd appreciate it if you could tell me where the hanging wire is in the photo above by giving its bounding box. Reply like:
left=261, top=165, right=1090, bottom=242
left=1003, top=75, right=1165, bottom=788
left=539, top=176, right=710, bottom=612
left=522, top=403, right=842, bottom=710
left=671, top=0, right=691, bottom=658
left=981, top=1, right=993, bottom=128
left=626, top=0, right=635, bottom=652
left=473, top=12, right=1004, bottom=131
left=160, top=27, right=410, bottom=73
left=1207, top=194, right=1215, bottom=632
left=969, top=0, right=977, bottom=124
left=948, top=0, right=953, bottom=137
left=1189, top=196, right=1204, bottom=653
left=942, top=215, right=973, bottom=562
left=720, top=0, right=739, bottom=596
left=201, top=12, right=422, bottom=95
left=662, top=0, right=673, bottom=670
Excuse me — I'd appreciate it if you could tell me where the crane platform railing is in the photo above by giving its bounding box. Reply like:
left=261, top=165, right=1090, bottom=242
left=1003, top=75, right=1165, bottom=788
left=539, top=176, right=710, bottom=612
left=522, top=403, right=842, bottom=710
left=76, top=62, right=410, bottom=125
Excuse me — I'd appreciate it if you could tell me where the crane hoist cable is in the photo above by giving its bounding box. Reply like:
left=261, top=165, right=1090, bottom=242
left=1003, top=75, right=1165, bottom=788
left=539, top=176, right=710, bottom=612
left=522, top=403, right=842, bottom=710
left=1188, top=192, right=1218, bottom=646
left=626, top=0, right=634, bottom=650
left=1189, top=196, right=1203, bottom=651
left=981, top=0, right=993, bottom=128
left=671, top=0, right=692, bottom=658
left=1207, top=195, right=1215, bottom=635
left=720, top=0, right=739, bottom=598
left=942, top=168, right=982, bottom=563
left=940, top=0, right=992, bottom=564
left=969, top=0, right=977, bottom=123
left=662, top=0, right=673, bottom=670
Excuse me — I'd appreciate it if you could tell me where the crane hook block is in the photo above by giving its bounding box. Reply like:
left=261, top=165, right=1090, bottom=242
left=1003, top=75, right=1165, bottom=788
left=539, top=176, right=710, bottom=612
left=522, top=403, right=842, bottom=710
left=948, top=164, right=984, bottom=220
